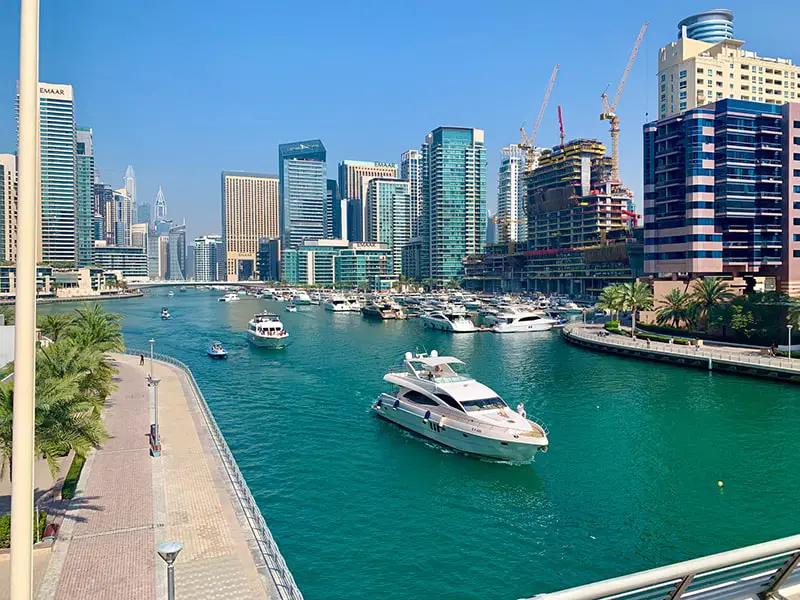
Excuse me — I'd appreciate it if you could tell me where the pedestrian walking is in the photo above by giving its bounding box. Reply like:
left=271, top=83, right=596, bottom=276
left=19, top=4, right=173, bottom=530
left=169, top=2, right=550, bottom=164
left=646, top=338, right=651, bottom=348
left=139, top=354, right=145, bottom=367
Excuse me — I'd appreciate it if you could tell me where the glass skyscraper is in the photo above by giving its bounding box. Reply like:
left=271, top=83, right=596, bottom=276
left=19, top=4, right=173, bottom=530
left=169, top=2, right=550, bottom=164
left=365, top=178, right=411, bottom=276
left=421, top=127, right=487, bottom=281
left=76, top=127, right=94, bottom=266
left=278, top=139, right=327, bottom=249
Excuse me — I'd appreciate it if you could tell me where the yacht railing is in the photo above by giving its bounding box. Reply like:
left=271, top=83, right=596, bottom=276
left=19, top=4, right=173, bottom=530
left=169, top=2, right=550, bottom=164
left=124, top=350, right=304, bottom=600
left=522, top=533, right=800, bottom=600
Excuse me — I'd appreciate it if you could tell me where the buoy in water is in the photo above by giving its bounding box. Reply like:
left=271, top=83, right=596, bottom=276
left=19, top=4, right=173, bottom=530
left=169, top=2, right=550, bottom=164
left=717, top=480, right=724, bottom=488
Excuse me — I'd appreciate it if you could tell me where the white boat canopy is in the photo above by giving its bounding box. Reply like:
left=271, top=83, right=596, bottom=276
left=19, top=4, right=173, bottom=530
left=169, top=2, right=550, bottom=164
left=408, top=356, right=464, bottom=368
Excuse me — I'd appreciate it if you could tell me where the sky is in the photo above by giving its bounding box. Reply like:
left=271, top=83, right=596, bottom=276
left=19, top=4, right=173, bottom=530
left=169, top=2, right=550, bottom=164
left=1, top=0, right=800, bottom=241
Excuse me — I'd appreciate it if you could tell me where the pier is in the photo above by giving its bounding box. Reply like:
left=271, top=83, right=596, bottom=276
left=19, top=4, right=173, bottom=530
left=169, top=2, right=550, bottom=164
left=562, top=323, right=800, bottom=383
left=33, top=353, right=301, bottom=600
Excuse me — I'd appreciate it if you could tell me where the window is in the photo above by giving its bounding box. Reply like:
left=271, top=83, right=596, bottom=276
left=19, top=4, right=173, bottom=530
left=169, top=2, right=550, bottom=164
left=794, top=170, right=800, bottom=177
left=795, top=153, right=800, bottom=160
left=793, top=218, right=800, bottom=226
left=795, top=137, right=800, bottom=145
left=680, top=91, right=687, bottom=99
left=697, top=79, right=704, bottom=85
left=795, top=121, right=800, bottom=129
left=680, top=102, right=687, bottom=110
left=697, top=68, right=703, bottom=74
left=661, top=73, right=666, bottom=81
left=461, top=397, right=507, bottom=412
left=794, top=250, right=800, bottom=258
left=403, top=390, right=438, bottom=406
left=680, top=70, right=687, bottom=78
left=434, top=393, right=464, bottom=412
left=680, top=81, right=687, bottom=89
left=795, top=186, right=800, bottom=194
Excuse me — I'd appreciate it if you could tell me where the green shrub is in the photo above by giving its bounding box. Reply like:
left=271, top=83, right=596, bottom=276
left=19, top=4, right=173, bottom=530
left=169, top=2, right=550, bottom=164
left=604, top=320, right=620, bottom=330
left=60, top=454, right=86, bottom=501
left=633, top=332, right=691, bottom=346
left=0, top=511, right=47, bottom=548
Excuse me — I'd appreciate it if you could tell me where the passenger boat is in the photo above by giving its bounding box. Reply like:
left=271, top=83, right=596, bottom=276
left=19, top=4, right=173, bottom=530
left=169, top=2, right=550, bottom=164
left=491, top=310, right=559, bottom=333
left=324, top=294, right=351, bottom=312
left=286, top=305, right=298, bottom=313
left=206, top=341, right=228, bottom=359
left=247, top=313, right=289, bottom=349
left=420, top=310, right=477, bottom=333
left=218, top=292, right=240, bottom=302
left=291, top=292, right=312, bottom=305
left=361, top=301, right=398, bottom=320
left=372, top=351, right=549, bottom=461
left=160, top=308, right=171, bottom=320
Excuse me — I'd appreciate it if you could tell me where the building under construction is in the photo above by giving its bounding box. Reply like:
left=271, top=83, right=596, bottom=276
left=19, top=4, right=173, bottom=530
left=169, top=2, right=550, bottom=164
left=463, top=139, right=642, bottom=297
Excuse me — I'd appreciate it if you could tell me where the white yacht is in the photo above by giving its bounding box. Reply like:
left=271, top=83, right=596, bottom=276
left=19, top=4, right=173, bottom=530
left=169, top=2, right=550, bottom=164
left=324, top=294, right=351, bottom=312
left=345, top=296, right=362, bottom=312
left=218, top=292, right=240, bottom=302
left=291, top=291, right=312, bottom=305
left=247, top=313, right=289, bottom=349
left=373, top=351, right=549, bottom=461
left=420, top=310, right=478, bottom=333
left=309, top=292, right=322, bottom=305
left=492, top=310, right=559, bottom=333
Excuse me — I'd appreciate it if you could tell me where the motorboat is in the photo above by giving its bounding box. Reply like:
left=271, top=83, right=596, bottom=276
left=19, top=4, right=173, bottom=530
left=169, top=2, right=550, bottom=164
left=420, top=310, right=477, bottom=333
left=286, top=305, right=298, bottom=313
left=372, top=351, right=549, bottom=461
left=160, top=308, right=171, bottom=320
left=362, top=301, right=398, bottom=320
left=324, top=294, right=351, bottom=312
left=345, top=296, right=362, bottom=312
left=247, top=313, right=289, bottom=349
left=308, top=292, right=322, bottom=305
left=179, top=286, right=187, bottom=293
left=167, top=290, right=175, bottom=297
left=291, top=291, right=312, bottom=305
left=206, top=341, right=228, bottom=359
left=492, top=310, right=559, bottom=333
left=218, top=292, right=240, bottom=302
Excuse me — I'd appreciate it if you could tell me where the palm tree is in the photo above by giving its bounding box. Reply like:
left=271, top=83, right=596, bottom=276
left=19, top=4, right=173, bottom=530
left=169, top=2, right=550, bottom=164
left=597, top=284, right=625, bottom=320
left=620, top=281, right=653, bottom=333
left=37, top=341, right=116, bottom=411
left=690, top=277, right=734, bottom=330
left=445, top=278, right=461, bottom=290
left=656, top=288, right=692, bottom=328
left=71, top=304, right=124, bottom=353
left=38, top=313, right=75, bottom=342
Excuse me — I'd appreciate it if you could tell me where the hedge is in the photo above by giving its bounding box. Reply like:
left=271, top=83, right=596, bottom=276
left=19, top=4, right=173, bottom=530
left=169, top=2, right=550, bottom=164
left=60, top=454, right=86, bottom=501
left=0, top=511, right=47, bottom=548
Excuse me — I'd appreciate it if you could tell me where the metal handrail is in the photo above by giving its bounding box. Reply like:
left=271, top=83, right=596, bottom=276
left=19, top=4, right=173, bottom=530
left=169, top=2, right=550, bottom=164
left=124, top=350, right=304, bottom=600
left=523, top=534, right=800, bottom=600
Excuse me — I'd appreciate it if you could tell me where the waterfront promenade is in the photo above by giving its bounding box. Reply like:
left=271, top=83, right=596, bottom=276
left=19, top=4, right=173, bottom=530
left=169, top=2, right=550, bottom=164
left=34, top=354, right=280, bottom=599
left=563, top=323, right=800, bottom=382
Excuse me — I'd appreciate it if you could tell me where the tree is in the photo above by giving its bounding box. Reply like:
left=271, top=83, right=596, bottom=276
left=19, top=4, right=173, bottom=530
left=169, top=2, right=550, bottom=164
left=445, top=278, right=461, bottom=290
left=0, top=306, right=13, bottom=326
left=656, top=288, right=692, bottom=328
left=690, top=277, right=734, bottom=330
left=619, top=281, right=653, bottom=333
left=597, top=284, right=625, bottom=321
left=38, top=314, right=75, bottom=342
left=70, top=304, right=124, bottom=353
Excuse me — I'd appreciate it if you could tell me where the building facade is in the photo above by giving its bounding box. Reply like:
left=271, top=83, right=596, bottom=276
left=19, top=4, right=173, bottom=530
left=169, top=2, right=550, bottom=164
left=497, top=145, right=527, bottom=243
left=256, top=237, right=281, bottom=281
left=365, top=178, right=411, bottom=276
left=421, top=127, right=487, bottom=281
left=282, top=240, right=392, bottom=287
left=221, top=171, right=279, bottom=281
left=113, top=188, right=134, bottom=246
left=326, top=178, right=339, bottom=239
left=92, top=243, right=148, bottom=280
left=94, top=183, right=115, bottom=244
left=400, top=150, right=423, bottom=237
left=135, top=202, right=151, bottom=225
left=337, top=160, right=398, bottom=241
left=193, top=234, right=223, bottom=281
left=658, top=10, right=800, bottom=119
left=76, top=127, right=94, bottom=267
left=278, top=140, right=327, bottom=249
left=643, top=99, right=800, bottom=294
left=154, top=186, right=167, bottom=220
left=167, top=224, right=186, bottom=281
left=0, top=154, right=17, bottom=263
left=131, top=222, right=148, bottom=251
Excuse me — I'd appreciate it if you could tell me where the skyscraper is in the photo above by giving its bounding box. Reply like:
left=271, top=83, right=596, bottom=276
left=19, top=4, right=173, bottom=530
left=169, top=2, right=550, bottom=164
left=337, top=160, right=398, bottom=241
left=421, top=127, right=487, bottom=281
left=94, top=182, right=114, bottom=244
left=154, top=186, right=167, bottom=220
left=278, top=140, right=327, bottom=249
left=0, top=154, right=17, bottom=263
left=76, top=127, right=95, bottom=266
left=167, top=223, right=186, bottom=281
left=25, top=82, right=76, bottom=264
left=497, top=145, right=526, bottom=243
left=135, top=202, right=151, bottom=225
left=221, top=171, right=280, bottom=281
left=194, top=234, right=223, bottom=281
left=400, top=150, right=423, bottom=237
left=365, top=178, right=411, bottom=276
left=124, top=165, right=136, bottom=205
left=326, top=178, right=339, bottom=238
left=113, top=188, right=134, bottom=246
left=131, top=222, right=148, bottom=250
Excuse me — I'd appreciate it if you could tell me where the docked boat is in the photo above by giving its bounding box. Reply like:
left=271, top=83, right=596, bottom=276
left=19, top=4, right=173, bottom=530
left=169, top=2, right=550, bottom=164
left=491, top=310, right=559, bottom=333
left=291, top=292, right=312, bottom=305
left=345, top=296, right=362, bottom=312
left=324, top=294, right=351, bottom=312
left=206, top=341, right=228, bottom=359
left=372, top=351, right=549, bottom=461
left=167, top=290, right=175, bottom=297
left=218, top=292, right=240, bottom=302
left=160, top=308, right=171, bottom=320
left=247, top=313, right=289, bottom=349
left=420, top=310, right=477, bottom=333
left=362, top=301, right=398, bottom=320
left=286, top=305, right=298, bottom=313
left=308, top=292, right=322, bottom=305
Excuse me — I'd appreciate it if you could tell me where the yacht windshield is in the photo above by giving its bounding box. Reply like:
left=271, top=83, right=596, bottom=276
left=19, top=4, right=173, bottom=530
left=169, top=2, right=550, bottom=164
left=461, top=397, right=507, bottom=412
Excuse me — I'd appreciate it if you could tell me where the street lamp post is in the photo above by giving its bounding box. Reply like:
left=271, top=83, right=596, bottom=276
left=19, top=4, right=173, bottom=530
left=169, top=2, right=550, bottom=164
left=148, top=338, right=155, bottom=378
left=157, top=541, right=184, bottom=600
left=148, top=376, right=162, bottom=457
left=10, top=0, right=39, bottom=598
left=788, top=325, right=793, bottom=360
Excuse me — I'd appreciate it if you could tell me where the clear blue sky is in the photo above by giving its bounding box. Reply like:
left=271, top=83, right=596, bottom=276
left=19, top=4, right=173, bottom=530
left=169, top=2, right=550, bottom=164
left=1, top=0, right=799, bottom=240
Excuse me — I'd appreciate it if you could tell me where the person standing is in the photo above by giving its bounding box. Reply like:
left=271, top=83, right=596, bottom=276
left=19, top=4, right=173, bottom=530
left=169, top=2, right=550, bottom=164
left=139, top=354, right=145, bottom=367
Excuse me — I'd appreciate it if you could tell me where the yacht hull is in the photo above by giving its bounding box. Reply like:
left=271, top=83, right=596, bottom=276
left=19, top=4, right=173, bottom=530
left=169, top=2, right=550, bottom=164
left=420, top=315, right=476, bottom=333
left=247, top=332, right=289, bottom=349
left=324, top=303, right=350, bottom=312
left=493, top=321, right=554, bottom=333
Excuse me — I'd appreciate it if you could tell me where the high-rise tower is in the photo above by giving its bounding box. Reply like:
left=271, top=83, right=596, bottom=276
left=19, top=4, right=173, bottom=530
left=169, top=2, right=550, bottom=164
left=400, top=150, right=423, bottom=238
left=278, top=140, right=327, bottom=249
left=154, top=186, right=168, bottom=220
left=497, top=145, right=527, bottom=243
left=76, top=127, right=95, bottom=266
left=337, top=160, right=398, bottom=241
left=0, top=154, right=17, bottom=263
left=124, top=165, right=136, bottom=205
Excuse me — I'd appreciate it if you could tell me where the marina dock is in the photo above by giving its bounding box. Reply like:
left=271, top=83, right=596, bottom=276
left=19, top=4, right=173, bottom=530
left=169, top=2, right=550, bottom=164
left=563, top=323, right=800, bottom=383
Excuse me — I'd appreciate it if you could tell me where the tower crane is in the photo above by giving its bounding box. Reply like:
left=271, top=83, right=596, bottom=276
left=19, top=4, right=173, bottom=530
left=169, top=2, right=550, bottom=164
left=600, top=22, right=648, bottom=182
left=520, top=64, right=559, bottom=172
left=557, top=105, right=566, bottom=147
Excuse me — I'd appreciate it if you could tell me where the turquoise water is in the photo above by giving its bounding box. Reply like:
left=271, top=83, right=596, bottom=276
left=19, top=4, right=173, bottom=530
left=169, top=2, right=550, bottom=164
left=45, top=292, right=800, bottom=599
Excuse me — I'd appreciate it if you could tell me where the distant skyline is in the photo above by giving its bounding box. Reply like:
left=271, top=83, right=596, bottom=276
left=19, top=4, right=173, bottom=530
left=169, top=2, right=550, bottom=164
left=1, top=0, right=799, bottom=241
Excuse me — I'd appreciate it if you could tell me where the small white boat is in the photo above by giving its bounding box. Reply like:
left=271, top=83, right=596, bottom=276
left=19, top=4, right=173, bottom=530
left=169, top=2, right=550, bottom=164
left=286, top=305, right=298, bottom=313
left=218, top=292, right=240, bottom=302
left=160, top=308, right=171, bottom=320
left=291, top=292, right=312, bottom=305
left=372, top=351, right=548, bottom=461
left=167, top=290, right=175, bottom=297
left=492, top=310, right=558, bottom=333
left=309, top=292, right=321, bottom=305
left=324, top=294, right=351, bottom=312
left=247, top=313, right=289, bottom=349
left=420, top=310, right=477, bottom=333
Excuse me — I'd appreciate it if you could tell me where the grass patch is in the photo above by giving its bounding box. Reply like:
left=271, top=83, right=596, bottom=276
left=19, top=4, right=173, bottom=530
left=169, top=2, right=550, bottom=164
left=60, top=454, right=86, bottom=501
left=0, top=511, right=47, bottom=548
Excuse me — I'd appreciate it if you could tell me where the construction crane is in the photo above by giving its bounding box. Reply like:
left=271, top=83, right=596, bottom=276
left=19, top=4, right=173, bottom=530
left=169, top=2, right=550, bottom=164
left=557, top=105, right=566, bottom=147
left=600, top=22, right=648, bottom=182
left=520, top=64, right=559, bottom=171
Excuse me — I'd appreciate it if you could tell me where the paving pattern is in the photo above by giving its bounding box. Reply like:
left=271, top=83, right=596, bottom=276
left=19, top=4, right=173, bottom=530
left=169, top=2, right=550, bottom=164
left=35, top=354, right=275, bottom=600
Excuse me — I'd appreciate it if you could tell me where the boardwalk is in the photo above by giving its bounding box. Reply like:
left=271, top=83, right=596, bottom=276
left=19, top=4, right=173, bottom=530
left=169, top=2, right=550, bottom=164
left=36, top=355, right=278, bottom=600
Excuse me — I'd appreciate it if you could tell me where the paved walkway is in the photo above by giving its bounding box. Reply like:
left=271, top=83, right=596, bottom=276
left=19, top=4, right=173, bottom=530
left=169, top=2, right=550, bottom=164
left=35, top=354, right=276, bottom=600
